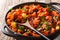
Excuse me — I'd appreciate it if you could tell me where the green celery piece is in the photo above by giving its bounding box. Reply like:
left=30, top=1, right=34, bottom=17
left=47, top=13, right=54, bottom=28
left=46, top=25, right=51, bottom=30
left=41, top=16, right=46, bottom=21
left=48, top=7, right=53, bottom=12
left=44, top=21, right=48, bottom=25
left=19, top=26, right=25, bottom=30
left=22, top=7, right=27, bottom=11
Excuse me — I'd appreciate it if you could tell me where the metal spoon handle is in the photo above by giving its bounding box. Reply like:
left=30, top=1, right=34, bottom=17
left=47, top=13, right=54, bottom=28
left=32, top=28, right=50, bottom=40
left=22, top=20, right=50, bottom=40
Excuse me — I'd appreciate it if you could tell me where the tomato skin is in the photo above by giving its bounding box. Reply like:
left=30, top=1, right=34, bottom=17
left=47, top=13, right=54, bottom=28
left=32, top=12, right=36, bottom=17
left=43, top=12, right=49, bottom=16
left=16, top=9, right=22, bottom=15
left=32, top=18, right=40, bottom=28
left=42, top=24, right=46, bottom=29
left=43, top=30, right=49, bottom=36
left=32, top=31, right=40, bottom=37
left=17, top=29, right=22, bottom=34
left=36, top=5, right=41, bottom=10
left=12, top=27, right=17, bottom=32
left=51, top=28, right=56, bottom=34
left=57, top=21, right=60, bottom=24
left=17, top=16, right=23, bottom=21
left=32, top=33, right=40, bottom=37
left=49, top=22, right=52, bottom=27
left=24, top=5, right=29, bottom=9
left=37, top=10, right=42, bottom=14
left=46, top=16, right=52, bottom=22
left=23, top=33, right=29, bottom=36
left=42, top=8, right=48, bottom=12
left=7, top=12, right=11, bottom=19
left=38, top=11, right=49, bottom=17
left=7, top=19, right=12, bottom=25
left=51, top=11, right=59, bottom=16
left=33, top=18, right=40, bottom=25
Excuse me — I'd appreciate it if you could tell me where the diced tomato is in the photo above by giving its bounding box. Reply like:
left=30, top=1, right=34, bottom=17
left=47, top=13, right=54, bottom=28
left=32, top=12, right=36, bottom=17
left=12, top=28, right=17, bottom=32
left=17, top=16, right=23, bottom=21
left=43, top=30, right=49, bottom=36
left=7, top=12, right=11, bottom=19
left=42, top=24, right=46, bottom=29
left=38, top=11, right=49, bottom=16
left=36, top=5, right=41, bottom=9
left=24, top=5, right=29, bottom=9
left=37, top=10, right=42, bottom=14
left=29, top=9, right=33, bottom=13
left=32, top=33, right=40, bottom=37
left=11, top=10, right=16, bottom=13
left=51, top=28, right=56, bottom=34
left=7, top=12, right=14, bottom=20
left=7, top=19, right=12, bottom=25
left=49, top=22, right=52, bottom=27
left=16, top=9, right=22, bottom=15
left=17, top=29, right=22, bottom=34
left=42, top=8, right=48, bottom=12
left=57, top=21, right=60, bottom=24
left=32, top=31, right=40, bottom=37
left=33, top=18, right=40, bottom=25
left=51, top=11, right=59, bottom=16
left=23, top=33, right=29, bottom=36
left=46, top=16, right=52, bottom=22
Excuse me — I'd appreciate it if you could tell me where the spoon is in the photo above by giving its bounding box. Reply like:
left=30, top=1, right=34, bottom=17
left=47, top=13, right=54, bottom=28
left=21, top=20, right=50, bottom=40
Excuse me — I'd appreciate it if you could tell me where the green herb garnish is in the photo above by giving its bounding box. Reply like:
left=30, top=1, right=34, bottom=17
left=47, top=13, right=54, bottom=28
left=19, top=26, right=25, bottom=30
left=48, top=7, right=53, bottom=12
left=46, top=25, right=51, bottom=30
left=40, top=16, right=46, bottom=21
left=43, top=21, right=49, bottom=25
left=22, top=7, right=27, bottom=11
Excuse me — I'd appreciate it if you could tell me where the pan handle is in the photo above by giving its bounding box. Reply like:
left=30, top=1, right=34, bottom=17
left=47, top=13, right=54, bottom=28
left=1, top=25, right=17, bottom=37
left=49, top=2, right=60, bottom=13
left=49, top=2, right=60, bottom=5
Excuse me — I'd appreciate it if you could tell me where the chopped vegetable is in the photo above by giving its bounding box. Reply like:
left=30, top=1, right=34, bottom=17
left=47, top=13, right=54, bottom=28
left=19, top=7, right=21, bottom=9
left=56, top=26, right=60, bottom=30
left=23, top=32, right=29, bottom=36
left=19, top=26, right=25, bottom=30
left=55, top=16, right=58, bottom=21
left=11, top=22, right=17, bottom=28
left=51, top=28, right=56, bottom=34
left=43, top=21, right=48, bottom=25
left=40, top=16, right=46, bottom=21
left=14, top=19, right=18, bottom=22
left=22, top=13, right=27, bottom=19
left=48, top=7, right=53, bottom=12
left=46, top=25, right=51, bottom=30
left=22, top=7, right=27, bottom=11
left=26, top=29, right=30, bottom=33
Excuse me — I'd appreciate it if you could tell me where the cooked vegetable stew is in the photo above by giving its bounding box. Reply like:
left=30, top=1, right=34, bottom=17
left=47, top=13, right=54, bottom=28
left=6, top=4, right=60, bottom=37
